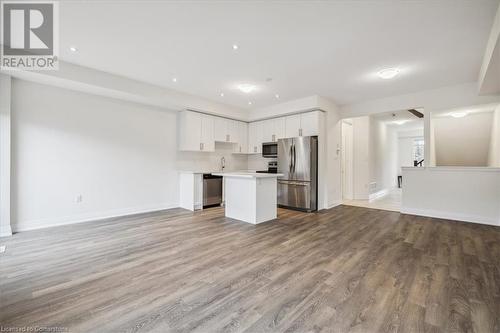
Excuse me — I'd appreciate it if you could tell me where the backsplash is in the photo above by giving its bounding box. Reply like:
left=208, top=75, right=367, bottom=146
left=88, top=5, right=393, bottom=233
left=176, top=142, right=248, bottom=172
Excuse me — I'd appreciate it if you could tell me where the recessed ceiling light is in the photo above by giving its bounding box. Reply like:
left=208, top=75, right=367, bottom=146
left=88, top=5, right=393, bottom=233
left=237, top=84, right=256, bottom=94
left=232, top=44, right=239, bottom=50
left=275, top=94, right=280, bottom=99
left=378, top=68, right=400, bottom=80
left=69, top=46, right=77, bottom=52
left=450, top=111, right=467, bottom=118
left=248, top=101, right=252, bottom=105
left=172, top=78, right=177, bottom=83
left=220, top=92, right=224, bottom=97
left=392, top=120, right=408, bottom=125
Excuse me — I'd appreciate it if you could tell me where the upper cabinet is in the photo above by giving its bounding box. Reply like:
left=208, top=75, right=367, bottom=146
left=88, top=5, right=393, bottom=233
left=300, top=111, right=320, bottom=137
left=262, top=118, right=286, bottom=142
left=248, top=121, right=264, bottom=154
left=178, top=110, right=321, bottom=154
left=178, top=111, right=215, bottom=152
left=214, top=117, right=237, bottom=143
left=285, top=111, right=320, bottom=137
left=233, top=121, right=248, bottom=154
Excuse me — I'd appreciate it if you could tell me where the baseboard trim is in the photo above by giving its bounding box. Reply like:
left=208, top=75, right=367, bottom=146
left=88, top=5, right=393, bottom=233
left=326, top=201, right=342, bottom=209
left=13, top=203, right=179, bottom=232
left=369, top=189, right=389, bottom=202
left=400, top=207, right=500, bottom=227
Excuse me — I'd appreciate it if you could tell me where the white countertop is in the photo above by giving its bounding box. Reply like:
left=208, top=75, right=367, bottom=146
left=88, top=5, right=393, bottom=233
left=211, top=172, right=284, bottom=178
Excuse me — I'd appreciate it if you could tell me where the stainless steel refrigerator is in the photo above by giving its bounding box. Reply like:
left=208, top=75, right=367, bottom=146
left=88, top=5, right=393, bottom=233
left=277, top=136, right=318, bottom=212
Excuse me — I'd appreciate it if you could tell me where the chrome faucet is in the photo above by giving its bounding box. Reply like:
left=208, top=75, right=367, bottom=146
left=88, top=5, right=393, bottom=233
left=220, top=157, right=226, bottom=172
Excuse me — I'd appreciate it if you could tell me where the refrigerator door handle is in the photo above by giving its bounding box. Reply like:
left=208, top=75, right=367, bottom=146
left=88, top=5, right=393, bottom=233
left=289, top=144, right=293, bottom=174
left=293, top=144, right=296, bottom=174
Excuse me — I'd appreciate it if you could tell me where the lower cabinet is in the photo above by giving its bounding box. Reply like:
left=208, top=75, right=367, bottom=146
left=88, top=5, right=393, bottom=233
left=179, top=172, right=203, bottom=211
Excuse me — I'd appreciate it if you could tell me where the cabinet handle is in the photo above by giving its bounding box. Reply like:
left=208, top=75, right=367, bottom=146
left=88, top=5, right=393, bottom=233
left=226, top=134, right=229, bottom=142
left=272, top=134, right=275, bottom=142
left=200, top=142, right=204, bottom=150
left=239, top=146, right=242, bottom=152
left=299, top=128, right=303, bottom=136
left=254, top=146, right=257, bottom=153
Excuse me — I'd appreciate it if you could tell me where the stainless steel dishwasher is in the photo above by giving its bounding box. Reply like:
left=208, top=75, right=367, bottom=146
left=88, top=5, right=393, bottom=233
left=203, top=174, right=223, bottom=208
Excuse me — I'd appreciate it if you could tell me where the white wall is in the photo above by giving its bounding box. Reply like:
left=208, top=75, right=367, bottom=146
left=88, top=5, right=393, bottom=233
left=0, top=74, right=12, bottom=237
left=402, top=167, right=500, bottom=226
left=433, top=112, right=494, bottom=166
left=10, top=79, right=247, bottom=231
left=368, top=118, right=398, bottom=195
left=325, top=108, right=342, bottom=207
left=351, top=117, right=370, bottom=200
left=489, top=105, right=500, bottom=167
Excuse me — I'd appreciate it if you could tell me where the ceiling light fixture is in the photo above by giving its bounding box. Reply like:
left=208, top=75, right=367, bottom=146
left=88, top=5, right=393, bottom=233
left=172, top=78, right=177, bottom=83
left=275, top=94, right=280, bottom=99
left=450, top=111, right=468, bottom=118
left=237, top=84, right=256, bottom=94
left=393, top=120, right=408, bottom=125
left=69, top=46, right=77, bottom=52
left=220, top=92, right=224, bottom=97
left=232, top=44, right=239, bottom=50
left=248, top=101, right=252, bottom=105
left=378, top=68, right=400, bottom=80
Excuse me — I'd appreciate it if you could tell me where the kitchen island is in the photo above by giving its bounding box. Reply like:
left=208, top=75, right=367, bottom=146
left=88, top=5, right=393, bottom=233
left=211, top=172, right=284, bottom=224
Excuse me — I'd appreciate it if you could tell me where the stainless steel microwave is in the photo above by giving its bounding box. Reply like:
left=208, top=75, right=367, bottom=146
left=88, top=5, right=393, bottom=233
left=262, top=142, right=278, bottom=158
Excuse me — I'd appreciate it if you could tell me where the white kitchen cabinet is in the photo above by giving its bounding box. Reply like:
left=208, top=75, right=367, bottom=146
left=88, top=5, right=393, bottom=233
left=178, top=110, right=215, bottom=152
left=214, top=117, right=227, bottom=142
left=179, top=172, right=203, bottom=211
left=284, top=112, right=319, bottom=138
left=262, top=119, right=275, bottom=143
left=233, top=121, right=248, bottom=154
left=263, top=117, right=287, bottom=142
left=274, top=117, right=286, bottom=140
left=300, top=111, right=320, bottom=136
left=248, top=121, right=264, bottom=154
left=285, top=114, right=301, bottom=138
left=214, top=117, right=237, bottom=143
left=200, top=114, right=215, bottom=152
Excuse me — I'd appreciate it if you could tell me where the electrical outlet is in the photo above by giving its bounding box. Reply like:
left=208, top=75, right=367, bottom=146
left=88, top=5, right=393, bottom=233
left=75, top=194, right=83, bottom=203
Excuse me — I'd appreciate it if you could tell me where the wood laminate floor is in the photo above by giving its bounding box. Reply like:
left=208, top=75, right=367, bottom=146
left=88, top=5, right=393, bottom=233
left=1, top=205, right=500, bottom=333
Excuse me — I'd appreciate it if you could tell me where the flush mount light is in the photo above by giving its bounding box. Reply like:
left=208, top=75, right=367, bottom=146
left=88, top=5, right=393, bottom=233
left=237, top=84, right=257, bottom=94
left=232, top=44, right=239, bottom=50
left=172, top=78, right=177, bottom=83
left=69, top=46, right=78, bottom=52
left=378, top=68, right=400, bottom=80
left=450, top=111, right=467, bottom=118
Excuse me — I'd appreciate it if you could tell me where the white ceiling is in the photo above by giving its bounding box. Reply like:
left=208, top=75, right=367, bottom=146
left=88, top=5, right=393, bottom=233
left=59, top=0, right=500, bottom=110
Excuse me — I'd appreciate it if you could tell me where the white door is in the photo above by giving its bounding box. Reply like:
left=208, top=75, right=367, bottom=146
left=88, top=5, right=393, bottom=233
left=300, top=111, right=319, bottom=136
left=341, top=121, right=353, bottom=200
left=285, top=114, right=301, bottom=138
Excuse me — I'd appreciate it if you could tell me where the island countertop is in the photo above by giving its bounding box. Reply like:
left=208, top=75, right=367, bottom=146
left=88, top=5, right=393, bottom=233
left=211, top=172, right=284, bottom=178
